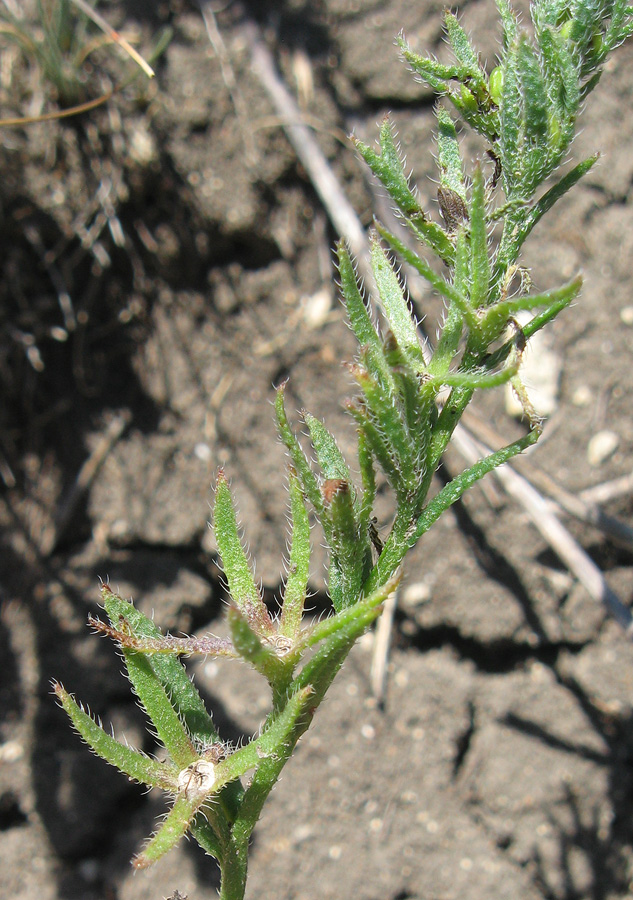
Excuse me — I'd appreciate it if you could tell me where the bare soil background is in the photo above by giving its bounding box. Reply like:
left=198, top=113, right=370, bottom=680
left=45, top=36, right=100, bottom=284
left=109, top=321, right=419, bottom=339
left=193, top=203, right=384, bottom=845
left=1, top=2, right=633, bottom=899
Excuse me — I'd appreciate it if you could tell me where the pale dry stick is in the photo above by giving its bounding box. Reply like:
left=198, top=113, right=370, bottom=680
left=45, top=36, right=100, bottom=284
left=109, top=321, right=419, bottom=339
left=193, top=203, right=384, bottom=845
left=41, top=411, right=132, bottom=556
left=239, top=15, right=374, bottom=290
left=450, top=425, right=633, bottom=637
left=461, top=409, right=633, bottom=551
left=198, top=1, right=259, bottom=167
left=370, top=585, right=400, bottom=705
left=579, top=471, right=633, bottom=507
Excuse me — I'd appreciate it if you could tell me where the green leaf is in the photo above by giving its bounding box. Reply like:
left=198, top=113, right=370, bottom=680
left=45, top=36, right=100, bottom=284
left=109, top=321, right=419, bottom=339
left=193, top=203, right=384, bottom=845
left=351, top=357, right=417, bottom=497
left=375, top=224, right=474, bottom=329
left=517, top=35, right=549, bottom=150
left=211, top=686, right=316, bottom=790
left=399, top=37, right=465, bottom=87
left=469, top=164, right=491, bottom=309
left=322, top=477, right=369, bottom=611
left=275, top=384, right=323, bottom=515
left=337, top=241, right=399, bottom=394
left=436, top=106, right=467, bottom=203
left=133, top=792, right=203, bottom=869
left=304, top=412, right=351, bottom=482
left=499, top=40, right=522, bottom=197
left=412, top=425, right=541, bottom=544
left=407, top=214, right=456, bottom=265
left=54, top=682, right=176, bottom=790
left=101, top=588, right=244, bottom=823
left=520, top=155, right=598, bottom=242
left=352, top=118, right=422, bottom=218
left=496, top=0, right=519, bottom=47
left=539, top=25, right=580, bottom=125
left=119, top=647, right=198, bottom=770
left=445, top=11, right=487, bottom=91
left=371, top=236, right=427, bottom=371
left=101, top=588, right=221, bottom=746
left=214, top=471, right=274, bottom=637
left=298, top=571, right=401, bottom=653
left=357, top=428, right=376, bottom=532
left=479, top=276, right=582, bottom=345
left=279, top=469, right=311, bottom=640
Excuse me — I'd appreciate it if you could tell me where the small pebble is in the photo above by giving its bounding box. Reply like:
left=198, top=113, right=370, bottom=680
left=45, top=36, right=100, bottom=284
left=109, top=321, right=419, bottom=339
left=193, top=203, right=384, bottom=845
left=571, top=384, right=592, bottom=407
left=587, top=430, right=619, bottom=466
left=620, top=305, right=633, bottom=326
left=401, top=582, right=431, bottom=606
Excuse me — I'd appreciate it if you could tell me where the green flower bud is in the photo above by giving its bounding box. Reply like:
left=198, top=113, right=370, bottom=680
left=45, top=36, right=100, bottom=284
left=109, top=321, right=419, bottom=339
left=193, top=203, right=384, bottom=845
left=489, top=66, right=504, bottom=104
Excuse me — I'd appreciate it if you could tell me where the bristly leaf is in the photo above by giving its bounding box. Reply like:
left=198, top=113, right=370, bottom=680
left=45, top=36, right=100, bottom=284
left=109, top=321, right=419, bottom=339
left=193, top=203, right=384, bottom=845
left=101, top=588, right=223, bottom=746
left=370, top=236, right=427, bottom=372
left=214, top=470, right=274, bottom=637
left=469, top=164, right=491, bottom=310
left=54, top=683, right=177, bottom=791
left=116, top=645, right=198, bottom=770
left=133, top=793, right=204, bottom=869
left=279, top=469, right=311, bottom=640
left=322, top=477, right=369, bottom=610
left=304, top=412, right=352, bottom=482
left=276, top=383, right=323, bottom=515
left=445, top=11, right=488, bottom=92
left=436, top=106, right=467, bottom=203
left=352, top=118, right=422, bottom=218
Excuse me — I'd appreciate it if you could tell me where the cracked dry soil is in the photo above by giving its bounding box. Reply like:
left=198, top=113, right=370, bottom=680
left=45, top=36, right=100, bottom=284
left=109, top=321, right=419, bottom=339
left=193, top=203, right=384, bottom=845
left=1, top=2, right=633, bottom=899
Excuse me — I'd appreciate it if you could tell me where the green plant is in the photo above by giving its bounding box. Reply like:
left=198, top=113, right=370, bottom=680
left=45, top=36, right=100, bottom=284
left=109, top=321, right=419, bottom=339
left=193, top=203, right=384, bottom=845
left=54, top=0, right=632, bottom=898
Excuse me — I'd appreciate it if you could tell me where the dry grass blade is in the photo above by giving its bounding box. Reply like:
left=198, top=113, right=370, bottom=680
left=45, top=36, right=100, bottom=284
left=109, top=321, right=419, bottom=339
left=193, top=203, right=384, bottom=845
left=69, top=0, right=154, bottom=77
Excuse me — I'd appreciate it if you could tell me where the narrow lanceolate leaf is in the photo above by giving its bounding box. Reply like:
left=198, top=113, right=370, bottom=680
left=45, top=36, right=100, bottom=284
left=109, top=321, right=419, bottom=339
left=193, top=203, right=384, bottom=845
left=101, top=588, right=243, bottom=822
left=499, top=41, right=522, bottom=197
left=445, top=11, right=487, bottom=91
left=293, top=576, right=402, bottom=705
left=298, top=571, right=401, bottom=652
left=352, top=119, right=421, bottom=218
left=479, top=276, right=582, bottom=345
left=520, top=156, right=598, bottom=243
left=351, top=357, right=417, bottom=494
left=133, top=792, right=203, bottom=869
left=357, top=429, right=376, bottom=530
left=275, top=384, right=323, bottom=515
left=323, top=478, right=368, bottom=606
left=436, top=106, right=466, bottom=202
left=211, top=686, right=316, bottom=790
left=495, top=0, right=519, bottom=47
left=376, top=223, right=474, bottom=328
left=54, top=683, right=176, bottom=791
left=539, top=25, right=579, bottom=125
left=408, top=212, right=456, bottom=266
left=279, top=469, right=311, bottom=640
left=214, top=471, right=273, bottom=636
left=469, top=165, right=491, bottom=310
left=120, top=649, right=198, bottom=770
left=371, top=237, right=427, bottom=372
left=102, top=588, right=223, bottom=746
left=410, top=426, right=542, bottom=547
left=398, top=37, right=466, bottom=87
left=337, top=241, right=396, bottom=387
left=304, top=413, right=351, bottom=482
